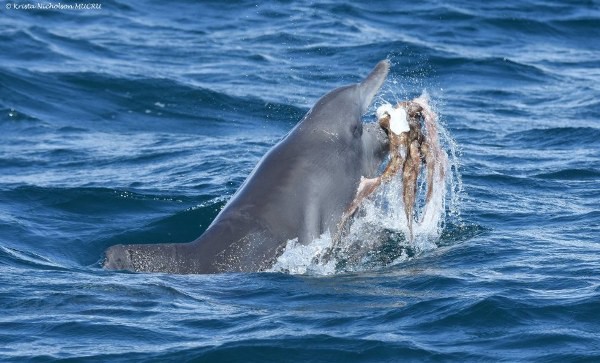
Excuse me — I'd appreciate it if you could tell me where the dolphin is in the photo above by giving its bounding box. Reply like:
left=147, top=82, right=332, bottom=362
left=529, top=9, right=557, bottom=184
left=104, top=60, right=391, bottom=274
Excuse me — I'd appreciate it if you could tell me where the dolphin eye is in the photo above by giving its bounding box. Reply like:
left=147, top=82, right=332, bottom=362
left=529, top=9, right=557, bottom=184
left=353, top=123, right=363, bottom=137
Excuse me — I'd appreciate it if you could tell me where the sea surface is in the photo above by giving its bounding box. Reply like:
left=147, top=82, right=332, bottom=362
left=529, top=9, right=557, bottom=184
left=1, top=0, right=599, bottom=361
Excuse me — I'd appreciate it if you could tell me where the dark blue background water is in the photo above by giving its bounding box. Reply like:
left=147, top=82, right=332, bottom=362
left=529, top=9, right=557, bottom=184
left=1, top=0, right=599, bottom=361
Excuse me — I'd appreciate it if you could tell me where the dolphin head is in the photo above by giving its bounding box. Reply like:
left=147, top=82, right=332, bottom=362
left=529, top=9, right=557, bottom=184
left=301, top=60, right=389, bottom=139
left=300, top=60, right=390, bottom=178
left=299, top=60, right=391, bottom=178
left=302, top=59, right=390, bottom=132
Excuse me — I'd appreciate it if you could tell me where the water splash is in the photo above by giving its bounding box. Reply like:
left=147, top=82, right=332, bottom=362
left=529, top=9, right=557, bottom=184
left=268, top=236, right=336, bottom=275
left=270, top=92, right=462, bottom=275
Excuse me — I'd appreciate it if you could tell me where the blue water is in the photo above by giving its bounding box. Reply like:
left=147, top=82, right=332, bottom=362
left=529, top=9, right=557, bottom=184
left=1, top=0, right=599, bottom=361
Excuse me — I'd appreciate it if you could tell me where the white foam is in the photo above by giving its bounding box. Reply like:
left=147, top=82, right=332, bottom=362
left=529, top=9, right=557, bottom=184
left=376, top=103, right=409, bottom=135
left=268, top=236, right=336, bottom=275
left=375, top=103, right=393, bottom=119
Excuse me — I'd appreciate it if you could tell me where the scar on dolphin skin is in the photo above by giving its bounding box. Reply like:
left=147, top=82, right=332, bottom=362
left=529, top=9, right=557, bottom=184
left=328, top=97, right=442, bottom=258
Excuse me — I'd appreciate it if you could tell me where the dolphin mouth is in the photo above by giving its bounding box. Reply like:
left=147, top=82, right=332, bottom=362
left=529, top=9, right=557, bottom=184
left=373, top=111, right=392, bottom=146
left=377, top=122, right=391, bottom=147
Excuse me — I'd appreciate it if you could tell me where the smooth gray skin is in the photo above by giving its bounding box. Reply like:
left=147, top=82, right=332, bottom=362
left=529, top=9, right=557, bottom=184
left=104, top=60, right=391, bottom=274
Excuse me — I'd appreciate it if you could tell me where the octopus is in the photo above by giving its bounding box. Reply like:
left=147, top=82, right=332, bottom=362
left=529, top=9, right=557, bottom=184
left=330, top=96, right=446, bottom=254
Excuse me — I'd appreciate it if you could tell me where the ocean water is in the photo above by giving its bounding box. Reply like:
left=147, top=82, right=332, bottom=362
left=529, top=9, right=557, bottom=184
left=1, top=0, right=599, bottom=361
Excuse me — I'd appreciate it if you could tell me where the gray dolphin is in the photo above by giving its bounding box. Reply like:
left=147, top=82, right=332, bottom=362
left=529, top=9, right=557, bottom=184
left=104, top=60, right=390, bottom=273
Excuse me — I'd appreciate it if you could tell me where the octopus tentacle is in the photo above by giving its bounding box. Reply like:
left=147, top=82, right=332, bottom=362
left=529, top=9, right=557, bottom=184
left=325, top=96, right=443, bottom=262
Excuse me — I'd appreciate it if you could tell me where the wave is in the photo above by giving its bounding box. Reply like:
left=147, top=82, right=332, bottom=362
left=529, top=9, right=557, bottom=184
left=0, top=185, right=225, bottom=266
left=0, top=245, right=67, bottom=271
left=0, top=66, right=305, bottom=135
left=505, top=127, right=600, bottom=148
left=534, top=168, right=600, bottom=180
left=0, top=28, right=71, bottom=65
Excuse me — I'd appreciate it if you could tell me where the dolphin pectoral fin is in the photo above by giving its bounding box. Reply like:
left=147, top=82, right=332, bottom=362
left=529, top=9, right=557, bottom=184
left=359, top=60, right=390, bottom=113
